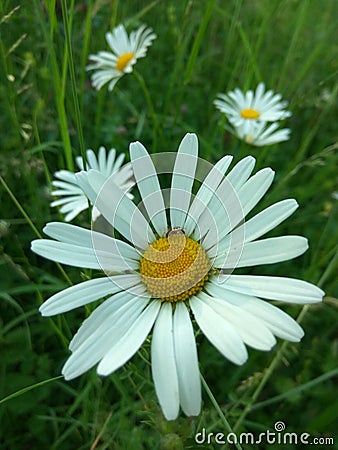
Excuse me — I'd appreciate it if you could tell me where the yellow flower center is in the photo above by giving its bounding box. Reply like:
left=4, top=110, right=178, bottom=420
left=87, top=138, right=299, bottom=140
left=240, top=108, right=260, bottom=119
left=115, top=52, right=134, bottom=71
left=140, top=233, right=210, bottom=302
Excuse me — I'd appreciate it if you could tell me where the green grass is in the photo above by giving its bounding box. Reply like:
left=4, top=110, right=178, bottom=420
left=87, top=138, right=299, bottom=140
left=0, top=0, right=337, bottom=449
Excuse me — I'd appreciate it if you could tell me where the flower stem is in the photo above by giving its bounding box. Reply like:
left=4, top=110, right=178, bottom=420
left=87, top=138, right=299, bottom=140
left=35, top=0, right=74, bottom=171
left=60, top=0, right=86, bottom=167
left=0, top=376, right=63, bottom=405
left=0, top=175, right=72, bottom=286
left=201, top=374, right=243, bottom=450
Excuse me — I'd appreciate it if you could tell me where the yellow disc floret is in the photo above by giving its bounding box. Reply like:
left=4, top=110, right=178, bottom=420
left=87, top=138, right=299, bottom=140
left=115, top=52, right=134, bottom=71
left=140, top=234, right=210, bottom=302
left=240, top=108, right=260, bottom=119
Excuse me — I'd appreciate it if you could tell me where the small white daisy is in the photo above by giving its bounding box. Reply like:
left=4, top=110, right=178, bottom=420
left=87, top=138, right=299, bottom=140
left=32, top=133, right=323, bottom=420
left=86, top=24, right=156, bottom=91
left=51, top=146, right=134, bottom=222
left=214, top=82, right=291, bottom=127
left=232, top=120, right=291, bottom=146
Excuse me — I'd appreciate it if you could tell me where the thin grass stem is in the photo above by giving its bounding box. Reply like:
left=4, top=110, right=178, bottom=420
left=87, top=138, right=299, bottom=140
left=61, top=0, right=86, bottom=166
left=0, top=376, right=63, bottom=405
left=36, top=0, right=74, bottom=171
left=201, top=374, right=243, bottom=450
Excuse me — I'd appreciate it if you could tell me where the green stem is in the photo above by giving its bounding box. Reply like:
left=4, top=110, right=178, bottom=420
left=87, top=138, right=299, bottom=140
left=79, top=0, right=94, bottom=114
left=250, top=367, right=338, bottom=411
left=61, top=0, right=86, bottom=166
left=201, top=374, right=243, bottom=450
left=317, top=245, right=338, bottom=288
left=0, top=175, right=72, bottom=286
left=37, top=0, right=74, bottom=171
left=183, top=0, right=217, bottom=84
left=0, top=376, right=63, bottom=405
left=0, top=175, right=42, bottom=239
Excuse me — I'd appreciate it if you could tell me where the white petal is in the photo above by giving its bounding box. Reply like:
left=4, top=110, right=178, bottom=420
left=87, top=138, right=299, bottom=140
left=215, top=236, right=308, bottom=268
left=63, top=294, right=149, bottom=379
left=151, top=303, right=179, bottom=420
left=42, top=222, right=96, bottom=247
left=216, top=199, right=299, bottom=252
left=235, top=166, right=273, bottom=215
left=31, top=239, right=137, bottom=271
left=225, top=155, right=256, bottom=191
left=43, top=222, right=139, bottom=260
left=184, top=155, right=233, bottom=236
left=32, top=239, right=101, bottom=269
left=206, top=281, right=304, bottom=341
left=39, top=274, right=142, bottom=316
left=200, top=160, right=268, bottom=248
left=190, top=296, right=248, bottom=365
left=231, top=167, right=275, bottom=224
left=63, top=204, right=88, bottom=222
left=173, top=302, right=201, bottom=417
left=86, top=149, right=100, bottom=170
left=97, top=300, right=160, bottom=375
left=217, top=274, right=324, bottom=304
left=170, top=134, right=198, bottom=229
left=51, top=179, right=81, bottom=193
left=58, top=198, right=87, bottom=214
left=199, top=292, right=276, bottom=350
left=74, top=170, right=98, bottom=204
left=53, top=169, right=78, bottom=184
left=50, top=195, right=83, bottom=207
left=69, top=285, right=149, bottom=351
left=76, top=170, right=154, bottom=250
left=130, top=141, right=168, bottom=236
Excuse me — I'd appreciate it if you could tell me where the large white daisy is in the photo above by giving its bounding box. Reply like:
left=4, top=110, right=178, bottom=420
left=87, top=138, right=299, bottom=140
left=51, top=146, right=134, bottom=222
left=231, top=120, right=291, bottom=147
left=86, top=24, right=156, bottom=91
left=214, top=82, right=291, bottom=128
left=32, top=133, right=323, bottom=420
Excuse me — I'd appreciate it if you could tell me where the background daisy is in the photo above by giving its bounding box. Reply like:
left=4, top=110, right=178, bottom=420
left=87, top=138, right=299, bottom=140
left=86, top=24, right=156, bottom=91
left=51, top=146, right=134, bottom=221
left=214, top=82, right=291, bottom=128
left=232, top=120, right=291, bottom=146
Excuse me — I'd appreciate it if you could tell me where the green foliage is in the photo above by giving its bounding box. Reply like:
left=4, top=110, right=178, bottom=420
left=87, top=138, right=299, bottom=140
left=0, top=0, right=337, bottom=449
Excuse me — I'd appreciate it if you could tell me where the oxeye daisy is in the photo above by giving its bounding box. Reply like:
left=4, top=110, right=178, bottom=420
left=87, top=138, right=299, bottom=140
left=231, top=120, right=291, bottom=146
left=214, top=82, right=291, bottom=128
left=51, top=146, right=134, bottom=222
left=86, top=24, right=156, bottom=91
left=32, top=133, right=323, bottom=420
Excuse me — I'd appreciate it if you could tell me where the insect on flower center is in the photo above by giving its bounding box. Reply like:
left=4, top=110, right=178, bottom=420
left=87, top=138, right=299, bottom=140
left=115, top=52, right=135, bottom=71
left=140, top=232, right=210, bottom=302
left=240, top=108, right=260, bottom=119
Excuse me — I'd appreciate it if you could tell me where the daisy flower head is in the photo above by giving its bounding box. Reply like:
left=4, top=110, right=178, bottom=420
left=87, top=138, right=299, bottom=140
left=232, top=120, right=291, bottom=147
left=32, top=133, right=324, bottom=421
left=51, top=146, right=134, bottom=222
left=214, top=82, right=291, bottom=128
left=86, top=24, right=156, bottom=91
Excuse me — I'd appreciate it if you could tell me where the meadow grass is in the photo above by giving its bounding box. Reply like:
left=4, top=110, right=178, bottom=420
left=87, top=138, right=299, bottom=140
left=0, top=0, right=337, bottom=449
